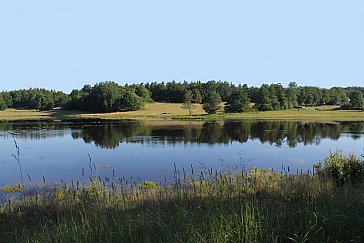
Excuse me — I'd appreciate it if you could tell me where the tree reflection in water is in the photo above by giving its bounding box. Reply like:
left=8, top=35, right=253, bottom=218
left=2, top=120, right=360, bottom=149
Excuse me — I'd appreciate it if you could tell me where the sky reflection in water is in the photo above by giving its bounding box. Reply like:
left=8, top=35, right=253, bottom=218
left=0, top=120, right=363, bottom=186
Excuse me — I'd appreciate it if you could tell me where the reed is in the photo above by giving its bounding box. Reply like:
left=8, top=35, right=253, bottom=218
left=0, top=164, right=363, bottom=242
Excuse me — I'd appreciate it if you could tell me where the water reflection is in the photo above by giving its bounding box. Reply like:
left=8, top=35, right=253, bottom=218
left=1, top=120, right=363, bottom=149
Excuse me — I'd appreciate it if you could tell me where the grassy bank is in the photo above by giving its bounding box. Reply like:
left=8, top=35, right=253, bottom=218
left=0, top=108, right=85, bottom=121
left=1, top=103, right=364, bottom=121
left=1, top=166, right=364, bottom=242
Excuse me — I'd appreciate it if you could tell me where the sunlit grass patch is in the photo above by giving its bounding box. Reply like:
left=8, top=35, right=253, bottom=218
left=1, top=184, right=24, bottom=193
left=142, top=181, right=158, bottom=189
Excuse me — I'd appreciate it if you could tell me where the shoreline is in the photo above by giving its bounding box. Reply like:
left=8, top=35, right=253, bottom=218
left=1, top=104, right=364, bottom=122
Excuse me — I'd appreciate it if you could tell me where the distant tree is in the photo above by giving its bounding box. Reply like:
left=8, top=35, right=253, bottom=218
left=135, top=84, right=153, bottom=102
left=88, top=82, right=122, bottom=112
left=166, top=81, right=186, bottom=102
left=64, top=89, right=89, bottom=110
left=81, top=85, right=92, bottom=94
left=203, top=92, right=221, bottom=114
left=256, top=84, right=273, bottom=111
left=201, top=81, right=218, bottom=101
left=0, top=92, right=13, bottom=107
left=0, top=95, right=7, bottom=111
left=268, top=85, right=280, bottom=110
left=117, top=91, right=144, bottom=111
left=37, top=92, right=55, bottom=111
left=325, top=87, right=348, bottom=105
left=248, top=86, right=260, bottom=104
left=286, top=82, right=299, bottom=108
left=148, top=82, right=167, bottom=102
left=349, top=90, right=364, bottom=110
left=191, top=89, right=202, bottom=103
left=53, top=91, right=69, bottom=107
left=273, top=84, right=288, bottom=109
left=216, top=81, right=234, bottom=101
left=181, top=90, right=196, bottom=115
left=224, top=89, right=250, bottom=113
left=320, top=89, right=331, bottom=105
left=64, top=82, right=145, bottom=112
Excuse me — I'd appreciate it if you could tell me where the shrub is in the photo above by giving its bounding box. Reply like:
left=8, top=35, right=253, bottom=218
left=315, top=151, right=364, bottom=187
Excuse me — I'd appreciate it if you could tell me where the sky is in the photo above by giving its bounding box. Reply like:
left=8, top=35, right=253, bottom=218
left=0, top=0, right=363, bottom=93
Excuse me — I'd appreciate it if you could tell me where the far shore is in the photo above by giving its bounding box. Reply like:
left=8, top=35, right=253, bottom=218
left=1, top=102, right=364, bottom=122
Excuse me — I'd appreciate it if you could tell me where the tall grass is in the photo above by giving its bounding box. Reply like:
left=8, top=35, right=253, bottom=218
left=1, top=163, right=364, bottom=242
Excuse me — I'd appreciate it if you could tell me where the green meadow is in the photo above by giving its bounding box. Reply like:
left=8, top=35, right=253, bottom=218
left=1, top=103, right=364, bottom=121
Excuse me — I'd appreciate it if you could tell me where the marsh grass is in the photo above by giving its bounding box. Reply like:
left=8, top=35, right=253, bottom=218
left=0, top=184, right=24, bottom=193
left=0, top=166, right=364, bottom=242
left=142, top=181, right=158, bottom=189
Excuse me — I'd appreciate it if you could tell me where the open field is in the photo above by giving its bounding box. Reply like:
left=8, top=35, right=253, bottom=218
left=0, top=108, right=85, bottom=121
left=1, top=103, right=364, bottom=121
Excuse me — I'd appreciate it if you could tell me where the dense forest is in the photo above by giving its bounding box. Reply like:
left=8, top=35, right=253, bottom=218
left=1, top=81, right=364, bottom=113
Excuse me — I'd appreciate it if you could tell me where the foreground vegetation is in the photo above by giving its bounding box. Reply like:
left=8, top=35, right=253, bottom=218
left=1, top=103, right=364, bottom=122
left=1, top=152, right=364, bottom=242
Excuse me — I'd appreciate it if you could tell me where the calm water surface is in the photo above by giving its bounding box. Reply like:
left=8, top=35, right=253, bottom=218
left=1, top=120, right=364, bottom=186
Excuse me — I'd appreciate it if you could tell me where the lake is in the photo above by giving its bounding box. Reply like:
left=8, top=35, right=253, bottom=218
left=1, top=120, right=364, bottom=187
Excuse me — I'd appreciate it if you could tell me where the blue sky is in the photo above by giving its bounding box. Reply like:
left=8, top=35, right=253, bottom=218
left=1, top=0, right=363, bottom=92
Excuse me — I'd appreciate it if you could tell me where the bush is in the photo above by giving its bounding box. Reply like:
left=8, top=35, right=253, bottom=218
left=315, top=151, right=364, bottom=187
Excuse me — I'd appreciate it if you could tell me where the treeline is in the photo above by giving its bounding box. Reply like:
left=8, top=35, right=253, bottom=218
left=146, top=81, right=364, bottom=113
left=0, top=89, right=68, bottom=111
left=0, top=82, right=149, bottom=112
left=1, top=81, right=364, bottom=113
left=64, top=82, right=149, bottom=112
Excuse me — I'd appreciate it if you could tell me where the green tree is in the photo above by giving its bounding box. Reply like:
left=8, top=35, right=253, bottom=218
left=256, top=84, right=273, bottom=111
left=37, top=92, right=55, bottom=111
left=216, top=81, right=233, bottom=101
left=224, top=89, right=250, bottom=113
left=0, top=95, right=7, bottom=111
left=135, top=84, right=153, bottom=102
left=203, top=92, right=221, bottom=114
left=0, top=92, right=13, bottom=107
left=273, top=84, right=288, bottom=109
left=65, top=89, right=89, bottom=110
left=182, top=90, right=195, bottom=115
left=287, top=82, right=298, bottom=108
left=191, top=89, right=202, bottom=103
left=89, top=82, right=123, bottom=112
left=117, top=91, right=144, bottom=111
left=349, top=90, right=364, bottom=110
left=268, top=85, right=280, bottom=110
left=53, top=91, right=69, bottom=107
